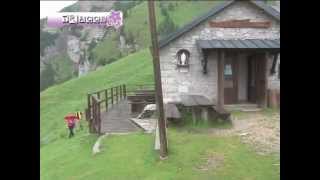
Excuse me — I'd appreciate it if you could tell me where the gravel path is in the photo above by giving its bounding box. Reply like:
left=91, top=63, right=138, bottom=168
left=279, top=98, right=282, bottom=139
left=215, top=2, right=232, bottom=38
left=208, top=111, right=280, bottom=155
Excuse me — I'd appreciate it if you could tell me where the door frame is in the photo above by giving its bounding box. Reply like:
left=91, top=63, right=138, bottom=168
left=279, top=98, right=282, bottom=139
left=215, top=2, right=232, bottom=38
left=223, top=52, right=239, bottom=104
left=247, top=52, right=268, bottom=107
left=218, top=51, right=268, bottom=109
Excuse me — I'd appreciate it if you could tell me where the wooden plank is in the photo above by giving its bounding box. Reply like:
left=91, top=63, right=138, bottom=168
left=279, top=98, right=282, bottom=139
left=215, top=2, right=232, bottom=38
left=179, top=95, right=196, bottom=106
left=193, top=95, right=213, bottom=106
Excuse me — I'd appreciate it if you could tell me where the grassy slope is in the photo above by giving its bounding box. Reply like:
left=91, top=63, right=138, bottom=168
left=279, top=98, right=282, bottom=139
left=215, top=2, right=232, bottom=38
left=40, top=49, right=154, bottom=145
left=92, top=1, right=220, bottom=64
left=41, top=1, right=279, bottom=179
left=40, top=48, right=279, bottom=180
left=41, top=129, right=279, bottom=180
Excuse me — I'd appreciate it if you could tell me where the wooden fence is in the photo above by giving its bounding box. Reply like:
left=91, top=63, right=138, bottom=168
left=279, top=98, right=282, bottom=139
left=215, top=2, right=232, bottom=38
left=85, top=84, right=155, bottom=134
left=85, top=84, right=126, bottom=134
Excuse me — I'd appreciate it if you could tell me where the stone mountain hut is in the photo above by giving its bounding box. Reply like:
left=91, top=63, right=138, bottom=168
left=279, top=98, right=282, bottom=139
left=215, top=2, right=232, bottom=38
left=158, top=0, right=280, bottom=117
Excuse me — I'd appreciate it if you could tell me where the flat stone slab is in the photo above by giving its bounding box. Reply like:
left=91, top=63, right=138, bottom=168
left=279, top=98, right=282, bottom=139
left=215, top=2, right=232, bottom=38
left=130, top=118, right=157, bottom=133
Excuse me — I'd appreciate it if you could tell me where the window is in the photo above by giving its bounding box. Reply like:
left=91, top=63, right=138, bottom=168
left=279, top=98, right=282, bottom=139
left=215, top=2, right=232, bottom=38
left=224, top=64, right=233, bottom=79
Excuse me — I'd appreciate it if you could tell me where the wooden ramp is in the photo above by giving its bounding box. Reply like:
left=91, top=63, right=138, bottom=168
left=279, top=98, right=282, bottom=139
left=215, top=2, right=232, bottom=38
left=100, top=99, right=140, bottom=133
left=86, top=84, right=155, bottom=134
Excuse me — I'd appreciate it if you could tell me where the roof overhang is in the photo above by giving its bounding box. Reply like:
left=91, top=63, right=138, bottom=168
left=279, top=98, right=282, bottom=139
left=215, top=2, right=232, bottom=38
left=196, top=39, right=280, bottom=53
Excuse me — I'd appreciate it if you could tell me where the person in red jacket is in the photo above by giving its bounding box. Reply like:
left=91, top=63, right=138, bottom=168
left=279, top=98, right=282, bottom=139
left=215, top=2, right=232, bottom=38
left=64, top=113, right=77, bottom=138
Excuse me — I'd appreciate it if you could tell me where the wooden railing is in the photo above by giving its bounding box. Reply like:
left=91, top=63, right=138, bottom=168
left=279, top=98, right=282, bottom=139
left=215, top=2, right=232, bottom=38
left=86, top=84, right=126, bottom=134
left=125, top=84, right=155, bottom=96
left=85, top=84, right=155, bottom=134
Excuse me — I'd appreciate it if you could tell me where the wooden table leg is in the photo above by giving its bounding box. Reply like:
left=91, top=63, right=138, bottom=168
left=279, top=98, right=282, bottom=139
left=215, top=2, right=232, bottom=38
left=201, top=107, right=209, bottom=123
left=192, top=107, right=197, bottom=125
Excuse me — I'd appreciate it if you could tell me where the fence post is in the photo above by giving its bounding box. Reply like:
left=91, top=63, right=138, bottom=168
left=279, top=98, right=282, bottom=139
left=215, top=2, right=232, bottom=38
left=87, top=94, right=91, bottom=119
left=105, top=89, right=108, bottom=112
left=119, top=85, right=122, bottom=99
left=97, top=91, right=100, bottom=99
left=111, top=88, right=114, bottom=105
left=123, top=84, right=126, bottom=98
left=98, top=102, right=101, bottom=134
left=116, top=86, right=119, bottom=103
left=91, top=97, right=95, bottom=133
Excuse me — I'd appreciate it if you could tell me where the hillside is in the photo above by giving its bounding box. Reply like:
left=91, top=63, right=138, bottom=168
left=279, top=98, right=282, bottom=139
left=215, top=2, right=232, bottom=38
left=91, top=1, right=221, bottom=65
left=40, top=49, right=153, bottom=145
left=40, top=1, right=222, bottom=91
left=40, top=49, right=279, bottom=178
left=40, top=2, right=280, bottom=179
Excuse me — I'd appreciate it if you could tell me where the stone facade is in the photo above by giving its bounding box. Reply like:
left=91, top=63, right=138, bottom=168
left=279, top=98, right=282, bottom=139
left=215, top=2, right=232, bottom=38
left=159, top=1, right=280, bottom=104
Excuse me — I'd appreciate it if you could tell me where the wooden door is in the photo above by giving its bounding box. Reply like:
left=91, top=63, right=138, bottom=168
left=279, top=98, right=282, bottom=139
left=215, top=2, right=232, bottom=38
left=224, top=53, right=238, bottom=104
left=248, top=56, right=257, bottom=103
left=248, top=53, right=267, bottom=106
left=256, top=53, right=267, bottom=107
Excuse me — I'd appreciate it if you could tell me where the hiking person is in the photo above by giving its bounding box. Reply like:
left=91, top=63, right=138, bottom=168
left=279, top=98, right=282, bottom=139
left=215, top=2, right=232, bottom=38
left=64, top=113, right=77, bottom=138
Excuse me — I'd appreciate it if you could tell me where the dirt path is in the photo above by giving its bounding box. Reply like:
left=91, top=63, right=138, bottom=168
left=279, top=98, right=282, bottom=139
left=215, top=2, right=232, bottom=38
left=208, top=110, right=280, bottom=155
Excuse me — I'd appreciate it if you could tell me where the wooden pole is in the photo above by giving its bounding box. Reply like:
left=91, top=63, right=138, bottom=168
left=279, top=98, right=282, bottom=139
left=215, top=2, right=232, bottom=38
left=116, top=86, right=119, bottom=103
left=87, top=94, right=91, bottom=119
left=123, top=84, right=126, bottom=98
left=105, top=89, right=108, bottom=112
left=148, top=0, right=168, bottom=159
left=218, top=51, right=225, bottom=110
left=111, top=88, right=114, bottom=105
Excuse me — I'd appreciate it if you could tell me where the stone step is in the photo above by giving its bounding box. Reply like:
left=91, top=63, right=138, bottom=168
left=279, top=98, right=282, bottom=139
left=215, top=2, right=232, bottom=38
left=224, top=104, right=261, bottom=112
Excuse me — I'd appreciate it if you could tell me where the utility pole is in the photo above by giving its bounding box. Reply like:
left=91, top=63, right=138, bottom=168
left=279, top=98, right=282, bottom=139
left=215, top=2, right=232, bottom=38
left=147, top=0, right=168, bottom=159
